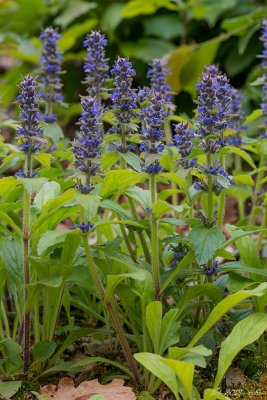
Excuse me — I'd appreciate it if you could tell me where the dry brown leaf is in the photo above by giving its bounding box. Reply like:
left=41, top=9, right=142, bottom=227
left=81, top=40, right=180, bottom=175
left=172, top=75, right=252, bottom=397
left=39, top=378, right=136, bottom=400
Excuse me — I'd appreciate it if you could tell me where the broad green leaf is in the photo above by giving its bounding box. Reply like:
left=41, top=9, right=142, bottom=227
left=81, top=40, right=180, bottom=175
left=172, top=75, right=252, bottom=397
left=100, top=170, right=146, bottom=198
left=221, top=261, right=267, bottom=277
left=244, top=108, right=262, bottom=125
left=90, top=396, right=105, bottom=400
left=220, top=146, right=256, bottom=169
left=37, top=229, right=80, bottom=256
left=55, top=1, right=96, bottom=28
left=17, top=177, right=48, bottom=194
left=160, top=308, right=180, bottom=354
left=106, top=270, right=147, bottom=301
left=0, top=339, right=22, bottom=367
left=119, top=152, right=142, bottom=171
left=0, top=176, right=18, bottom=196
left=152, top=200, right=172, bottom=219
left=0, top=211, right=22, bottom=236
left=101, top=199, right=132, bottom=219
left=122, top=0, right=178, bottom=18
left=146, top=301, right=162, bottom=353
left=161, top=172, right=188, bottom=192
left=101, top=3, right=124, bottom=32
left=233, top=174, right=254, bottom=186
left=188, top=225, right=226, bottom=265
left=189, top=283, right=267, bottom=348
left=190, top=0, right=237, bottom=27
left=214, top=313, right=267, bottom=388
left=102, top=152, right=120, bottom=169
left=34, top=182, right=61, bottom=210
left=204, top=389, right=231, bottom=400
left=120, top=38, right=176, bottom=62
left=166, top=44, right=194, bottom=92
left=32, top=341, right=57, bottom=362
left=40, top=122, right=64, bottom=142
left=0, top=381, right=22, bottom=399
left=162, top=358, right=194, bottom=400
left=124, top=187, right=151, bottom=210
left=33, top=153, right=52, bottom=168
left=144, top=14, right=185, bottom=40
left=134, top=353, right=179, bottom=399
left=169, top=345, right=212, bottom=368
left=44, top=188, right=76, bottom=212
left=74, top=192, right=101, bottom=220
left=0, top=239, right=23, bottom=289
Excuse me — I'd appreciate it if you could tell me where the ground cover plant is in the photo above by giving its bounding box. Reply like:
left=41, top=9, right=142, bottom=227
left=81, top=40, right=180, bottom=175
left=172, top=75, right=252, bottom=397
left=0, top=7, right=267, bottom=400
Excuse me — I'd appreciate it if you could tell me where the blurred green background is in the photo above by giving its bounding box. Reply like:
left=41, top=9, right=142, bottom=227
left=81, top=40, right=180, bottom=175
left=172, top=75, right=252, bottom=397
left=0, top=0, right=266, bottom=129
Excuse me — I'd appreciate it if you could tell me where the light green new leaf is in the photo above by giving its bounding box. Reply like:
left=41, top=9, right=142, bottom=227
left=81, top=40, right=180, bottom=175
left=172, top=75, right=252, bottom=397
left=74, top=192, right=101, bottom=220
left=221, top=146, right=256, bottom=169
left=134, top=353, right=179, bottom=399
left=159, top=308, right=180, bottom=354
left=204, top=389, right=231, bottom=400
left=188, top=225, right=226, bottom=265
left=17, top=177, right=48, bottom=194
left=214, top=313, right=267, bottom=388
left=34, top=182, right=61, bottom=210
left=189, top=283, right=267, bottom=348
left=37, top=229, right=81, bottom=256
left=162, top=358, right=194, bottom=400
left=146, top=301, right=162, bottom=353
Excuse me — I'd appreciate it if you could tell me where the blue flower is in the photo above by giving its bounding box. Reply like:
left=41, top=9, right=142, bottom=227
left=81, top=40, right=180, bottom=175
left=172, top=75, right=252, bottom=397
left=204, top=64, right=220, bottom=77
left=226, top=88, right=246, bottom=145
left=173, top=122, right=197, bottom=169
left=76, top=222, right=94, bottom=233
left=72, top=96, right=102, bottom=193
left=39, top=27, right=64, bottom=122
left=140, top=92, right=166, bottom=174
left=16, top=75, right=43, bottom=156
left=83, top=31, right=109, bottom=97
left=201, top=259, right=220, bottom=276
left=196, top=72, right=232, bottom=148
left=147, top=59, right=172, bottom=102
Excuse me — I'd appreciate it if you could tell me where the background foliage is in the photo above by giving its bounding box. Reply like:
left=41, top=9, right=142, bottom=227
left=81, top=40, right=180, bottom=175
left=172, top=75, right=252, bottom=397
left=0, top=0, right=266, bottom=128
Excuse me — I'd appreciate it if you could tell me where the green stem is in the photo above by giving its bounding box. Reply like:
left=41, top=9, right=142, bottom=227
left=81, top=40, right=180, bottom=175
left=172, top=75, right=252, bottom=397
left=150, top=174, right=160, bottom=300
left=217, top=156, right=226, bottom=229
left=1, top=302, right=10, bottom=338
left=249, top=151, right=265, bottom=225
left=82, top=233, right=142, bottom=389
left=257, top=207, right=267, bottom=251
left=206, top=153, right=213, bottom=224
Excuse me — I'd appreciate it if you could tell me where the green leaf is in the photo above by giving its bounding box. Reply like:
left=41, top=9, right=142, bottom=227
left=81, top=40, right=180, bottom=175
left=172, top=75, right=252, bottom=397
left=220, top=146, right=256, bottom=169
left=74, top=192, right=101, bottom=220
left=100, top=170, right=146, bottom=198
left=119, top=152, right=142, bottom=172
left=188, top=225, right=226, bottom=265
left=120, top=39, right=176, bottom=62
left=244, top=108, right=262, bottom=125
left=0, top=239, right=23, bottom=289
left=160, top=309, right=180, bottom=354
left=90, top=396, right=105, bottom=400
left=34, top=182, right=61, bottom=210
left=106, top=270, right=147, bottom=301
left=124, top=187, right=151, bottom=210
left=160, top=172, right=188, bottom=192
left=101, top=3, right=124, bottom=32
left=37, top=229, right=80, bottom=256
left=0, top=176, right=18, bottom=196
left=0, top=211, right=22, bottom=236
left=134, top=353, right=179, bottom=399
left=0, top=339, right=22, bottom=367
left=233, top=174, right=254, bottom=186
left=190, top=0, right=237, bottom=27
left=161, top=358, right=194, bottom=400
left=0, top=381, right=22, bottom=399
left=189, top=283, right=267, bottom=348
left=32, top=341, right=57, bottom=362
left=17, top=177, right=48, bottom=194
left=143, top=15, right=185, bottom=40
left=121, top=0, right=178, bottom=18
left=204, top=389, right=231, bottom=400
left=146, top=301, right=162, bottom=353
left=33, top=153, right=52, bottom=168
left=102, top=152, right=120, bottom=169
left=152, top=200, right=172, bottom=219
left=40, top=122, right=64, bottom=142
left=55, top=1, right=96, bottom=28
left=214, top=313, right=267, bottom=387
left=41, top=356, right=132, bottom=377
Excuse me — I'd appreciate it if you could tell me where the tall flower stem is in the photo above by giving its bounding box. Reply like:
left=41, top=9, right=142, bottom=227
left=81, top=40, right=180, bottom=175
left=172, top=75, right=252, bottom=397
left=150, top=173, right=160, bottom=300
left=82, top=229, right=142, bottom=389
left=249, top=150, right=265, bottom=225
left=22, top=153, right=31, bottom=374
left=217, top=156, right=226, bottom=228
left=206, top=152, right=213, bottom=224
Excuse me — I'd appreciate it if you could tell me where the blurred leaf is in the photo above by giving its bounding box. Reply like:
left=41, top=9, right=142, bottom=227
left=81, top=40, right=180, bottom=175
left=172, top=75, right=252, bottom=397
left=189, top=0, right=237, bottom=27
left=101, top=3, right=124, bottom=32
left=41, top=122, right=64, bottom=143
left=166, top=45, right=194, bottom=92
left=120, top=39, right=176, bottom=62
left=238, top=24, right=259, bottom=55
left=122, top=0, right=178, bottom=18
left=55, top=1, right=97, bottom=28
left=244, top=108, right=262, bottom=125
left=0, top=381, right=22, bottom=399
left=143, top=15, right=185, bottom=40
left=17, top=177, right=48, bottom=194
left=59, top=18, right=98, bottom=52
left=32, top=341, right=57, bottom=362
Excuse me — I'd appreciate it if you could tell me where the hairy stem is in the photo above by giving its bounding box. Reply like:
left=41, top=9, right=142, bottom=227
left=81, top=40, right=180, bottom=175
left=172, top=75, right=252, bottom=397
left=150, top=174, right=161, bottom=300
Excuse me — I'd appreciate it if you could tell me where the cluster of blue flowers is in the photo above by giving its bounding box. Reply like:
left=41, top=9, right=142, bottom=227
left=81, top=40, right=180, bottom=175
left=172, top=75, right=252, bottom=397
left=83, top=31, right=109, bottom=98
left=140, top=92, right=166, bottom=173
left=16, top=75, right=43, bottom=177
left=110, top=57, right=137, bottom=152
left=227, top=88, right=246, bottom=146
left=72, top=97, right=102, bottom=194
left=201, top=259, right=220, bottom=276
left=39, top=27, right=64, bottom=123
left=147, top=59, right=172, bottom=102
left=259, top=19, right=267, bottom=138
left=168, top=243, right=189, bottom=269
left=173, top=122, right=197, bottom=169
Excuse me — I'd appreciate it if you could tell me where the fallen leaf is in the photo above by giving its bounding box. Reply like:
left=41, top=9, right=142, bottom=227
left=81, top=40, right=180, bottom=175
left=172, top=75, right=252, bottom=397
left=40, top=378, right=136, bottom=400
